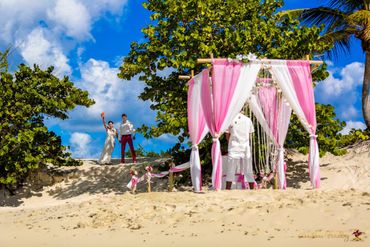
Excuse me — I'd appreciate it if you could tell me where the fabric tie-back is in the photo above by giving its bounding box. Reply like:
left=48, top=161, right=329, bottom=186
left=188, top=73, right=209, bottom=192
left=201, top=59, right=261, bottom=190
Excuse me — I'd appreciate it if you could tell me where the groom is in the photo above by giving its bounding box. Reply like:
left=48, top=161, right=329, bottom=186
left=120, top=113, right=137, bottom=164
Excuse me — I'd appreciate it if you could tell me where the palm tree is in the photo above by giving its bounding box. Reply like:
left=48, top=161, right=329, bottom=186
left=280, top=0, right=370, bottom=129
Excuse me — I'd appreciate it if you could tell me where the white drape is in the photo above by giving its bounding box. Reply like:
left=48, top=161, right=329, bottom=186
left=219, top=63, right=262, bottom=132
left=276, top=99, right=292, bottom=189
left=270, top=61, right=319, bottom=188
left=188, top=73, right=209, bottom=192
left=248, top=94, right=279, bottom=147
left=208, top=62, right=261, bottom=189
left=270, top=61, right=311, bottom=132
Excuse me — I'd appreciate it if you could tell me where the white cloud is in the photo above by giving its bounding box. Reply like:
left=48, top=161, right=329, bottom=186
left=157, top=134, right=179, bottom=144
left=0, top=0, right=128, bottom=43
left=55, top=58, right=155, bottom=132
left=78, top=58, right=147, bottom=117
left=339, top=121, right=367, bottom=135
left=47, top=0, right=92, bottom=40
left=0, top=0, right=129, bottom=76
left=0, top=0, right=52, bottom=43
left=319, top=62, right=364, bottom=96
left=315, top=61, right=364, bottom=121
left=79, top=0, right=128, bottom=18
left=69, top=132, right=93, bottom=158
left=340, top=105, right=359, bottom=120
left=17, top=27, right=72, bottom=77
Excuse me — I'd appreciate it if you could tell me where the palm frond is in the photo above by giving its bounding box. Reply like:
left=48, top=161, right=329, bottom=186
left=320, top=28, right=358, bottom=58
left=276, top=9, right=307, bottom=19
left=328, top=0, right=364, bottom=12
left=347, top=9, right=370, bottom=26
left=0, top=48, right=10, bottom=73
left=300, top=7, right=348, bottom=31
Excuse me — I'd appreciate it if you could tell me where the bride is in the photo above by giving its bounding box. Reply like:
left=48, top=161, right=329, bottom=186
left=98, top=112, right=119, bottom=164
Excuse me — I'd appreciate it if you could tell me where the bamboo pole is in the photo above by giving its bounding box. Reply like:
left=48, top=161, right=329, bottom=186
left=178, top=75, right=191, bottom=80
left=168, top=162, right=175, bottom=192
left=274, top=172, right=278, bottom=190
left=146, top=172, right=151, bottom=193
left=178, top=70, right=194, bottom=80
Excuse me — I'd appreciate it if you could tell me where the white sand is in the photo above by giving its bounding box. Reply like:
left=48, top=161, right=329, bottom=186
left=0, top=143, right=369, bottom=246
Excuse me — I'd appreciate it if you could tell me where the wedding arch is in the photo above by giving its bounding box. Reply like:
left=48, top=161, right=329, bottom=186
left=186, top=57, right=321, bottom=192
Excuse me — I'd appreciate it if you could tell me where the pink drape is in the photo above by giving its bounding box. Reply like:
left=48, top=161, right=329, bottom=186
left=258, top=87, right=278, bottom=138
left=201, top=59, right=243, bottom=190
left=287, top=60, right=320, bottom=188
left=258, top=86, right=292, bottom=189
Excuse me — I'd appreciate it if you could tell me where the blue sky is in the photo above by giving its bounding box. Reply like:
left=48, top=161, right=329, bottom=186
left=0, top=0, right=366, bottom=158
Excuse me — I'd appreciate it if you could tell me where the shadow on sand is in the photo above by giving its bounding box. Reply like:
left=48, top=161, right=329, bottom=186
left=1, top=157, right=169, bottom=207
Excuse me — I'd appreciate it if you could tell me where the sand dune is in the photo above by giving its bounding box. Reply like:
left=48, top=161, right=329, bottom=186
left=0, top=142, right=369, bottom=246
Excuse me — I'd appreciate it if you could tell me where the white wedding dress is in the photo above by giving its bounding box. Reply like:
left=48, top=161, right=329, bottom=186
left=98, top=128, right=117, bottom=164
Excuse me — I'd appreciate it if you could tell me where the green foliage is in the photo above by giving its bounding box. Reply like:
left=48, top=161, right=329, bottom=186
left=338, top=129, right=370, bottom=147
left=279, top=0, right=370, bottom=130
left=125, top=144, right=171, bottom=158
left=286, top=104, right=369, bottom=156
left=118, top=0, right=333, bottom=157
left=286, top=104, right=346, bottom=156
left=0, top=49, right=10, bottom=72
left=0, top=53, right=94, bottom=186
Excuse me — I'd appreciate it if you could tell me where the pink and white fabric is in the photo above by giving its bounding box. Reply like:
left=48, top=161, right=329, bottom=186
left=287, top=60, right=320, bottom=188
left=271, top=60, right=320, bottom=188
left=248, top=94, right=278, bottom=147
left=258, top=86, right=278, bottom=138
left=276, top=99, right=292, bottom=189
left=201, top=59, right=261, bottom=190
left=170, top=162, right=190, bottom=172
left=126, top=175, right=144, bottom=189
left=150, top=172, right=169, bottom=178
left=125, top=162, right=192, bottom=188
left=188, top=73, right=209, bottom=192
left=250, top=85, right=291, bottom=189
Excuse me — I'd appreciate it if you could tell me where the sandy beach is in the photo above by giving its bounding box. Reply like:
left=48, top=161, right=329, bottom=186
left=1, top=142, right=369, bottom=247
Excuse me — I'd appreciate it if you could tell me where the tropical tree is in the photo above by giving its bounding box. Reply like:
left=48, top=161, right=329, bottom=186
left=286, top=104, right=346, bottom=156
left=0, top=50, right=95, bottom=189
left=118, top=0, right=332, bottom=155
left=0, top=49, right=10, bottom=72
left=278, top=0, right=370, bottom=129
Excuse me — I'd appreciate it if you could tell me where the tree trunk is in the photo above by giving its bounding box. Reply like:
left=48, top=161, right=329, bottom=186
left=363, top=50, right=370, bottom=129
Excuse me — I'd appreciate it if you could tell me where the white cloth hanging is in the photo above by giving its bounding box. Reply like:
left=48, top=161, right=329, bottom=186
left=270, top=60, right=320, bottom=188
left=276, top=99, right=292, bottom=189
left=188, top=73, right=209, bottom=192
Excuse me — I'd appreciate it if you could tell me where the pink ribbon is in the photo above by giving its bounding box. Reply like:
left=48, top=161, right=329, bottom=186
left=236, top=174, right=247, bottom=189
left=169, top=167, right=187, bottom=173
left=130, top=176, right=139, bottom=189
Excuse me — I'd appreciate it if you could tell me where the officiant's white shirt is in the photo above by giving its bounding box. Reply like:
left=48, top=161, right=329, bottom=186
left=226, top=113, right=254, bottom=158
